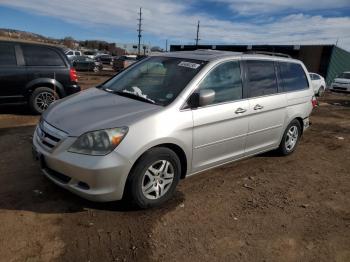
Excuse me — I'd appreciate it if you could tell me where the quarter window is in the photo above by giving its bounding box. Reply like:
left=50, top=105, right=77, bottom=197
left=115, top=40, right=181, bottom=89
left=279, top=62, right=309, bottom=91
left=246, top=60, right=278, bottom=97
left=197, top=61, right=243, bottom=105
left=22, top=45, right=65, bottom=66
left=0, top=44, right=17, bottom=66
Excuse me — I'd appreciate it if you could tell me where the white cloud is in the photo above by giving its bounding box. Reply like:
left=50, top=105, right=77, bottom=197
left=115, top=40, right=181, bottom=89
left=211, top=0, right=350, bottom=15
left=1, top=0, right=350, bottom=50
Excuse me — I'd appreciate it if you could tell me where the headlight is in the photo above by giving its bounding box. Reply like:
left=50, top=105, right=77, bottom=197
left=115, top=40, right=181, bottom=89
left=68, top=127, right=128, bottom=155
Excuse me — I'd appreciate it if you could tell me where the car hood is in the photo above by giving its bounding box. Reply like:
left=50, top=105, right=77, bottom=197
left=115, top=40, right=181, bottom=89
left=43, top=88, right=161, bottom=136
left=334, top=78, right=350, bottom=84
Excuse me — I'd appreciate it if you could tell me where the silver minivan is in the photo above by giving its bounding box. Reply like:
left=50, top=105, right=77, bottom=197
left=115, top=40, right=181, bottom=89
left=32, top=50, right=315, bottom=208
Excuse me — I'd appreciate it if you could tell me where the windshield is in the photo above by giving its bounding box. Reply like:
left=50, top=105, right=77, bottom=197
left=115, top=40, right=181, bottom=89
left=101, top=56, right=207, bottom=106
left=338, top=72, right=350, bottom=79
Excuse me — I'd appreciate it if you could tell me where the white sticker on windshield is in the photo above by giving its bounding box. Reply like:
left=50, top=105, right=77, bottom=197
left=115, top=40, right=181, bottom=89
left=178, top=61, right=201, bottom=69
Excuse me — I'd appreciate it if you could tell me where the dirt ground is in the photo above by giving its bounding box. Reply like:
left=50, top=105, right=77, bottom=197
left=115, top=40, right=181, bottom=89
left=0, top=71, right=349, bottom=262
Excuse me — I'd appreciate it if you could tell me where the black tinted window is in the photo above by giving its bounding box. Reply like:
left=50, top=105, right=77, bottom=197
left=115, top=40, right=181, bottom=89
left=279, top=62, right=309, bottom=91
left=198, top=61, right=242, bottom=105
left=0, top=44, right=16, bottom=66
left=22, top=46, right=65, bottom=66
left=246, top=60, right=278, bottom=97
left=338, top=72, right=350, bottom=79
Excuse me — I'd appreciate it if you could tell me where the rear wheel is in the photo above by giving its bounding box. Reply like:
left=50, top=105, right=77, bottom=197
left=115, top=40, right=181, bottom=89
left=277, top=119, right=302, bottom=156
left=318, top=86, right=325, bottom=97
left=127, top=147, right=181, bottom=209
left=29, top=87, right=58, bottom=114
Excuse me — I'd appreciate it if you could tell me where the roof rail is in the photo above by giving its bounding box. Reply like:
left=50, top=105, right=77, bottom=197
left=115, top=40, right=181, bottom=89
left=244, top=51, right=291, bottom=58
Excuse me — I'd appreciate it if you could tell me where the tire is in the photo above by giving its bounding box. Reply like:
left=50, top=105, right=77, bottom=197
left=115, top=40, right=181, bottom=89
left=29, top=87, right=59, bottom=114
left=317, top=86, right=325, bottom=97
left=277, top=119, right=302, bottom=156
left=127, top=147, right=181, bottom=209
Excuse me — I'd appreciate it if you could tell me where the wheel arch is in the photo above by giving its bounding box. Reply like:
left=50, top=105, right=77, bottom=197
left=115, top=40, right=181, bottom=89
left=25, top=78, right=65, bottom=98
left=131, top=143, right=188, bottom=180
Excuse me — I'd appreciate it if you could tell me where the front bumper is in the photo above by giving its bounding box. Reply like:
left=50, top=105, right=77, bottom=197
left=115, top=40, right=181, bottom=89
left=32, top=124, right=132, bottom=202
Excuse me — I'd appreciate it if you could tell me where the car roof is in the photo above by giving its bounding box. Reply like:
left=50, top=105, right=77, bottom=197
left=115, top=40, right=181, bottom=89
left=157, top=49, right=300, bottom=63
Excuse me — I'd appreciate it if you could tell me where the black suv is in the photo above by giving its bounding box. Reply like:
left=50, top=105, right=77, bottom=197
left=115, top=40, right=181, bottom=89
left=0, top=41, right=80, bottom=113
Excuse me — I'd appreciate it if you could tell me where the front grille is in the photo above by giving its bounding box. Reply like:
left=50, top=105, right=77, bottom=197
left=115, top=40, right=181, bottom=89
left=45, top=167, right=71, bottom=184
left=40, top=156, right=71, bottom=184
left=35, top=121, right=68, bottom=152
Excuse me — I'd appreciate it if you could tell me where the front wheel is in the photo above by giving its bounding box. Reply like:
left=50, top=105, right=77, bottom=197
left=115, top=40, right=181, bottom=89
left=127, top=147, right=181, bottom=209
left=277, top=119, right=302, bottom=156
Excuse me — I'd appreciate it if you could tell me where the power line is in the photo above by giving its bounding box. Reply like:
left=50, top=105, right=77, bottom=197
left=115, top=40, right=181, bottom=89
left=195, top=20, right=200, bottom=47
left=137, top=7, right=142, bottom=55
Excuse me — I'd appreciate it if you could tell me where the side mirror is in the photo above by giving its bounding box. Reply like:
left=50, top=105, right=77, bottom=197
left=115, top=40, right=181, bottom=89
left=189, top=89, right=215, bottom=108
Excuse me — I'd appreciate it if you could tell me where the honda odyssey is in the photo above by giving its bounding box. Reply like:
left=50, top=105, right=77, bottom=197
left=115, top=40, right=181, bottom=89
left=32, top=50, right=315, bottom=208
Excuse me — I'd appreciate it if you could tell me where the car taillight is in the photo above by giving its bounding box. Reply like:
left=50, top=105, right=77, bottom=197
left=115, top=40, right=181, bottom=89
left=70, top=68, right=78, bottom=82
left=311, top=96, right=318, bottom=108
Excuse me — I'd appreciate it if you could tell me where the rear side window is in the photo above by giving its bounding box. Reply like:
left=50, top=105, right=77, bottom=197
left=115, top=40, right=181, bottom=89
left=246, top=60, right=278, bottom=97
left=0, top=43, right=17, bottom=66
left=197, top=61, right=243, bottom=105
left=75, top=51, right=80, bottom=56
left=279, top=62, right=309, bottom=92
left=22, top=46, right=65, bottom=66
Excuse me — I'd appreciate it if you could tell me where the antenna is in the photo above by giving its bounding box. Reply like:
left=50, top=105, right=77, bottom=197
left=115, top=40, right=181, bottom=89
left=137, top=7, right=143, bottom=55
left=195, top=21, right=200, bottom=47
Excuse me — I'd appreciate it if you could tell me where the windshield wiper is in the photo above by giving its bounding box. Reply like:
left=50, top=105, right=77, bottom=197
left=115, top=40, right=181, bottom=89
left=114, top=90, right=156, bottom=105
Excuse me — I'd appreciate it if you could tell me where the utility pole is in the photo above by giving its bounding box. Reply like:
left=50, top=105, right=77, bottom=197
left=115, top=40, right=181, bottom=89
left=165, top=39, right=168, bottom=52
left=137, top=7, right=142, bottom=55
left=195, top=20, right=200, bottom=48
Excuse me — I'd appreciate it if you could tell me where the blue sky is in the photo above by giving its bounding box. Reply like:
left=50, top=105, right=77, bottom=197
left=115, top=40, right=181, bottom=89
left=0, top=0, right=350, bottom=50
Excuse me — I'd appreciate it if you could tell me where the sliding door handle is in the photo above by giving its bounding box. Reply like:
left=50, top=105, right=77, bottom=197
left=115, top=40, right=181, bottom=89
left=254, top=104, right=264, bottom=110
left=235, top=108, right=247, bottom=114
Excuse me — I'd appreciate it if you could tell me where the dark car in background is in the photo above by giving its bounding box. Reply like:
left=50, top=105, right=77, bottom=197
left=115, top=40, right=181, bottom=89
left=0, top=41, right=80, bottom=114
left=71, top=56, right=103, bottom=72
left=112, top=55, right=137, bottom=72
left=95, top=54, right=114, bottom=65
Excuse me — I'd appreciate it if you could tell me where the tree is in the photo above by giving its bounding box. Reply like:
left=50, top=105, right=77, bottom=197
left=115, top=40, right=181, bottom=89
left=63, top=37, right=75, bottom=49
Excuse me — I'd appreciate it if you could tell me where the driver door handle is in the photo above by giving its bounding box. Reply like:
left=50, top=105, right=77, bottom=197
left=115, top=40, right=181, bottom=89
left=235, top=108, right=247, bottom=114
left=254, top=104, right=264, bottom=110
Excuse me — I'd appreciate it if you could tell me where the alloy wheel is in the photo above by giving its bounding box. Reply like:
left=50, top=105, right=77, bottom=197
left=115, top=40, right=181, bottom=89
left=285, top=125, right=299, bottom=151
left=35, top=92, right=55, bottom=112
left=141, top=160, right=175, bottom=200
